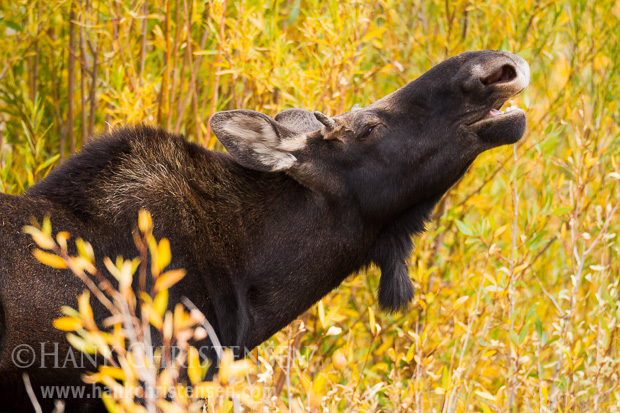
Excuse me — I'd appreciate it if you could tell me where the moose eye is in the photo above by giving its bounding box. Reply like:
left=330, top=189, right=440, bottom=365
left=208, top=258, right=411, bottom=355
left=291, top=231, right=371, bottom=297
left=360, top=125, right=376, bottom=139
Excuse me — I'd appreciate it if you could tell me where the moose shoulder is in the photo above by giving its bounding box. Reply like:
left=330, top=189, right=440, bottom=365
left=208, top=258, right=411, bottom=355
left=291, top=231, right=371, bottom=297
left=0, top=50, right=529, bottom=412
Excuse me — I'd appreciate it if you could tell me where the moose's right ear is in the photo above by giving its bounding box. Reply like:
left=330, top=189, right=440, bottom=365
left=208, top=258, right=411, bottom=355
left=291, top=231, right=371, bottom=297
left=210, top=110, right=307, bottom=173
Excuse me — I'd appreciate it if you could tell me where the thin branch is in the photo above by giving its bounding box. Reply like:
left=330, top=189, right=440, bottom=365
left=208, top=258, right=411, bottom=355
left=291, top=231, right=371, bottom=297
left=107, top=0, right=136, bottom=93
left=166, top=0, right=183, bottom=131
left=174, top=2, right=210, bottom=137
left=66, top=2, right=77, bottom=157
left=79, top=4, right=87, bottom=144
left=204, top=0, right=228, bottom=147
left=87, top=0, right=99, bottom=137
left=157, top=0, right=171, bottom=125
left=22, top=373, right=43, bottom=413
left=138, top=0, right=148, bottom=84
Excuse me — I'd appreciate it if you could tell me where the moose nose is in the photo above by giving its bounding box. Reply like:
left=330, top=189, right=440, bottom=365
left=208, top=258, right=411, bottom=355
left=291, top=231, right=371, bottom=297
left=482, top=64, right=517, bottom=85
left=479, top=52, right=530, bottom=95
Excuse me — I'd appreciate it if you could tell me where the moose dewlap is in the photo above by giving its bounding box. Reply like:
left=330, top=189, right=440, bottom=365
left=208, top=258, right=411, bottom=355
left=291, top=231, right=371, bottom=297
left=0, top=50, right=529, bottom=412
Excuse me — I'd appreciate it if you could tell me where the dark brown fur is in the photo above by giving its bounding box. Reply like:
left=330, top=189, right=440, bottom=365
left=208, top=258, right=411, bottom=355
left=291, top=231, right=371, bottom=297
left=0, top=50, right=530, bottom=412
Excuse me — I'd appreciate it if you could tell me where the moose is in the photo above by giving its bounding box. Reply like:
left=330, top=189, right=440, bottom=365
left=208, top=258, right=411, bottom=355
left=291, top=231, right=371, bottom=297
left=0, top=50, right=529, bottom=411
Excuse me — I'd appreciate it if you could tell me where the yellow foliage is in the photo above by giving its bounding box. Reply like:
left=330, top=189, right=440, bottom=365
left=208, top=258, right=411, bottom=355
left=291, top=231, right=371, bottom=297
left=32, top=248, right=67, bottom=269
left=7, top=0, right=620, bottom=411
left=52, top=317, right=82, bottom=332
left=154, top=269, right=187, bottom=292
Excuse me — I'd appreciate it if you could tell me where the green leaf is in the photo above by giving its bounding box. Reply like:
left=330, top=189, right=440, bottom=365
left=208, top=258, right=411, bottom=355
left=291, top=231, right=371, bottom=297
left=35, top=154, right=60, bottom=173
left=509, top=329, right=520, bottom=346
left=551, top=206, right=572, bottom=215
left=0, top=19, right=23, bottom=32
left=519, top=322, right=531, bottom=344
left=535, top=318, right=543, bottom=338
left=455, top=220, right=474, bottom=236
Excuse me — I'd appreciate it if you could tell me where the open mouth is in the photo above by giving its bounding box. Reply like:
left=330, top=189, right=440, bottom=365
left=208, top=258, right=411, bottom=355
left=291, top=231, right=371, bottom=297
left=469, top=94, right=528, bottom=146
left=470, top=97, right=525, bottom=127
left=485, top=101, right=521, bottom=119
left=457, top=52, right=530, bottom=146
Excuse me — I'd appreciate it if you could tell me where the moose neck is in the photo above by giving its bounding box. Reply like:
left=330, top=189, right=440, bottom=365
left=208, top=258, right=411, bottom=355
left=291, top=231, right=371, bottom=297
left=26, top=129, right=448, bottom=353
left=221, top=162, right=441, bottom=350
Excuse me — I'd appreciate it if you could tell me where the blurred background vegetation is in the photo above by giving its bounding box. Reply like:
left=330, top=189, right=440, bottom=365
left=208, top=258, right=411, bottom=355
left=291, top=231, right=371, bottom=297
left=2, top=0, right=620, bottom=411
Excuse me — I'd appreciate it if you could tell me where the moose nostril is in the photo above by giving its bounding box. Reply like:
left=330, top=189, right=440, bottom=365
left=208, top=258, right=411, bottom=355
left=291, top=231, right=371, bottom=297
left=482, top=64, right=517, bottom=85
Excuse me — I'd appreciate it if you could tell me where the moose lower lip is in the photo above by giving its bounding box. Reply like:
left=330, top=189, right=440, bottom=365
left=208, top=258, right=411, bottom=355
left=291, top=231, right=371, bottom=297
left=472, top=107, right=527, bottom=146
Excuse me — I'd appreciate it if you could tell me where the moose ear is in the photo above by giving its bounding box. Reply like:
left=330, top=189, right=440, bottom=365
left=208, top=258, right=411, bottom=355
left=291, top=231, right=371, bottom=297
left=274, top=108, right=324, bottom=133
left=210, top=110, right=307, bottom=172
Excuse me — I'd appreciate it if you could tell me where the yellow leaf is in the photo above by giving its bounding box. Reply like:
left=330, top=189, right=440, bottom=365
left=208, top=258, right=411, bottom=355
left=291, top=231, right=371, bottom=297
left=154, top=289, right=168, bottom=316
left=218, top=349, right=234, bottom=385
left=53, top=317, right=82, bottom=331
left=78, top=290, right=97, bottom=330
left=239, top=384, right=263, bottom=410
left=130, top=257, right=140, bottom=275
left=23, top=226, right=56, bottom=250
left=163, top=311, right=173, bottom=342
left=138, top=209, right=152, bottom=234
left=139, top=292, right=153, bottom=305
left=32, top=249, right=66, bottom=269
left=513, top=263, right=529, bottom=274
left=494, top=225, right=508, bottom=238
left=318, top=300, right=325, bottom=328
left=76, top=238, right=95, bottom=262
left=333, top=349, right=347, bottom=371
left=61, top=305, right=80, bottom=318
left=299, top=372, right=312, bottom=393
left=453, top=296, right=469, bottom=310
left=104, top=257, right=121, bottom=281
left=154, top=269, right=186, bottom=292
left=101, top=393, right=122, bottom=413
left=148, top=237, right=159, bottom=276
left=158, top=370, right=173, bottom=396
left=227, top=359, right=256, bottom=381
left=56, top=231, right=70, bottom=250
left=480, top=402, right=493, bottom=413
left=99, top=366, right=126, bottom=381
left=145, top=305, right=163, bottom=330
left=41, top=216, right=52, bottom=235
left=118, top=260, right=134, bottom=297
left=193, top=381, right=219, bottom=399
left=187, top=347, right=203, bottom=385
left=90, top=332, right=113, bottom=360
left=369, top=307, right=376, bottom=335
left=310, top=372, right=328, bottom=409
left=475, top=390, right=496, bottom=402
left=66, top=333, right=96, bottom=354
left=173, top=303, right=184, bottom=333
left=157, top=238, right=171, bottom=271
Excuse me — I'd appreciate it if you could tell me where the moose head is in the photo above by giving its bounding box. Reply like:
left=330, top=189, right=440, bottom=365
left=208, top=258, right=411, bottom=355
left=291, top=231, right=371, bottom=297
left=210, top=50, right=530, bottom=312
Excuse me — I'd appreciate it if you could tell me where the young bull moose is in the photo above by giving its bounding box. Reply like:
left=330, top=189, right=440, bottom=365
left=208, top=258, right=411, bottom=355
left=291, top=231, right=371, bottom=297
left=0, top=50, right=529, bottom=411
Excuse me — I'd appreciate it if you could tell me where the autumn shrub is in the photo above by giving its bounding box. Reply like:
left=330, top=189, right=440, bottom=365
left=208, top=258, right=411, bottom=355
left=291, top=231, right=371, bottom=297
left=25, top=211, right=262, bottom=412
left=3, top=0, right=620, bottom=411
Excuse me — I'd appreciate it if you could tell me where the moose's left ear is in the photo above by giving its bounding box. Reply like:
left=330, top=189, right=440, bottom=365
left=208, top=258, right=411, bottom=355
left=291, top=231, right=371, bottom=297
left=210, top=110, right=308, bottom=172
